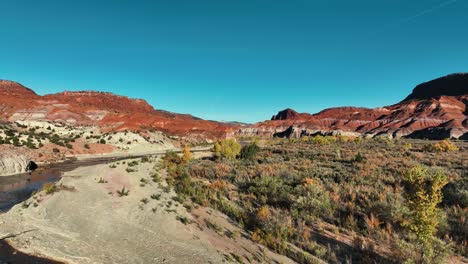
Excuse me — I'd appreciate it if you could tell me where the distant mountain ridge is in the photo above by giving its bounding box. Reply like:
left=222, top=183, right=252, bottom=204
left=0, top=80, right=236, bottom=140
left=1, top=73, right=467, bottom=141
left=239, top=73, right=468, bottom=139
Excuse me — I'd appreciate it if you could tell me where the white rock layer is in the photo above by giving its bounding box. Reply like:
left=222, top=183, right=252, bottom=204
left=0, top=155, right=30, bottom=176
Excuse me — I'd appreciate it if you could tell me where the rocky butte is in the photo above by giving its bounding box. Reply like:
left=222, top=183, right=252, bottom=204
left=239, top=73, right=468, bottom=140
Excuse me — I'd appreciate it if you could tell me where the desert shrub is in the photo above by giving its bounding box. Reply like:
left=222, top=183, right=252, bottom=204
left=151, top=193, right=161, bottom=200
left=151, top=172, right=161, bottom=183
left=127, top=160, right=139, bottom=167
left=393, top=236, right=451, bottom=264
left=163, top=151, right=182, bottom=166
left=25, top=140, right=36, bottom=149
left=42, top=183, right=58, bottom=194
left=423, top=139, right=458, bottom=152
left=442, top=177, right=468, bottom=208
left=214, top=199, right=246, bottom=224
left=294, top=183, right=335, bottom=221
left=213, top=139, right=241, bottom=159
left=205, top=219, right=223, bottom=234
left=176, top=215, right=191, bottom=225
left=245, top=175, right=295, bottom=208
left=117, top=186, right=129, bottom=197
left=162, top=151, right=184, bottom=178
left=125, top=167, right=136, bottom=173
left=256, top=205, right=271, bottom=223
left=353, top=152, right=366, bottom=163
left=403, top=143, right=412, bottom=152
left=239, top=142, right=260, bottom=160
left=182, top=145, right=192, bottom=162
left=140, top=178, right=149, bottom=184
left=98, top=177, right=107, bottom=183
left=39, top=183, right=75, bottom=194
left=311, top=135, right=336, bottom=145
left=445, top=206, right=468, bottom=256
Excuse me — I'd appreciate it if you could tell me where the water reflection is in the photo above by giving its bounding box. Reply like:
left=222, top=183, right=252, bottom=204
left=0, top=169, right=60, bottom=212
left=0, top=154, right=155, bottom=212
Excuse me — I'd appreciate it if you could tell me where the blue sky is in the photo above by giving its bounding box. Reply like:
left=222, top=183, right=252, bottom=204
left=0, top=0, right=467, bottom=123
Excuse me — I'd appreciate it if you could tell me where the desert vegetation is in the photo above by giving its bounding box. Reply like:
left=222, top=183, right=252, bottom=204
left=162, top=137, right=467, bottom=263
left=0, top=121, right=172, bottom=158
left=0, top=123, right=81, bottom=149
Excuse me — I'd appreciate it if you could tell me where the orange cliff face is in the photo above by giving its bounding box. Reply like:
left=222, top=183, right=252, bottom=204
left=0, top=80, right=236, bottom=139
left=238, top=73, right=468, bottom=139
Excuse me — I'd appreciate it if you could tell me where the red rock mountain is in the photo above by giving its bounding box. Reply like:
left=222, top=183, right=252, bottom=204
left=240, top=73, right=468, bottom=139
left=2, top=74, right=467, bottom=140
left=271, top=108, right=312, bottom=120
left=0, top=80, right=235, bottom=139
left=403, top=73, right=468, bottom=101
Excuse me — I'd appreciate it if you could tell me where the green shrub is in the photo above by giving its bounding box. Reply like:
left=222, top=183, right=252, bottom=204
left=117, top=186, right=129, bottom=197
left=239, top=142, right=260, bottom=160
left=176, top=215, right=191, bottom=225
left=353, top=152, right=365, bottom=163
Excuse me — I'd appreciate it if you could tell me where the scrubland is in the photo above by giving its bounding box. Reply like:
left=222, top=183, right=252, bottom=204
left=163, top=137, right=467, bottom=264
left=1, top=134, right=466, bottom=264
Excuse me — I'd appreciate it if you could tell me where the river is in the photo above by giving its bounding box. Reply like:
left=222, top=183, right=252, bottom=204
left=0, top=157, right=125, bottom=263
left=0, top=148, right=213, bottom=263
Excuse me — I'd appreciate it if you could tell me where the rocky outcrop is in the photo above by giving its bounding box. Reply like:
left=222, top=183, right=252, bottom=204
left=239, top=73, right=468, bottom=139
left=403, top=73, right=468, bottom=101
left=271, top=108, right=311, bottom=120
left=0, top=155, right=35, bottom=176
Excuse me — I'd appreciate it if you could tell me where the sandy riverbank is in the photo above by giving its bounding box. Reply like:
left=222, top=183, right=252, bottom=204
left=0, top=155, right=294, bottom=264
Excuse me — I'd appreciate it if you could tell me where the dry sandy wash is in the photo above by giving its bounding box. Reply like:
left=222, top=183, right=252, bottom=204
left=0, top=155, right=295, bottom=264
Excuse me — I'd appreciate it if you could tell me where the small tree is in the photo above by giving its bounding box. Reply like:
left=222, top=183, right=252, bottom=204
left=182, top=145, right=192, bottom=162
left=213, top=139, right=241, bottom=159
left=403, top=165, right=448, bottom=244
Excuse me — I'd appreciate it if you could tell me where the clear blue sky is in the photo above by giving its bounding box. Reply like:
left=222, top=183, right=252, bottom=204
left=0, top=0, right=467, bottom=123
